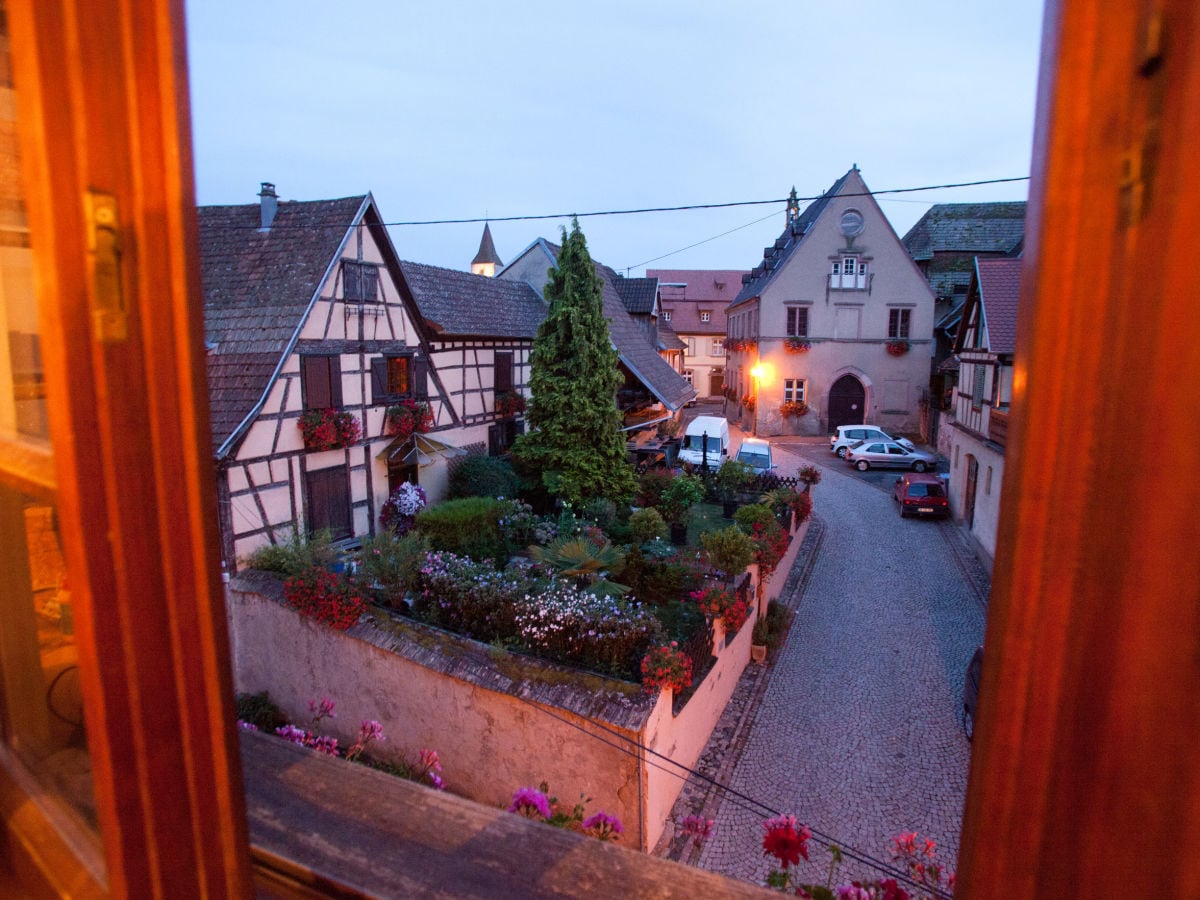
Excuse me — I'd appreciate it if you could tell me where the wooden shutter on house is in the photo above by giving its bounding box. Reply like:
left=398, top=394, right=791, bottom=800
left=494, top=352, right=513, bottom=393
left=370, top=357, right=387, bottom=404
left=302, top=356, right=342, bottom=410
left=343, top=262, right=379, bottom=302
left=412, top=357, right=429, bottom=400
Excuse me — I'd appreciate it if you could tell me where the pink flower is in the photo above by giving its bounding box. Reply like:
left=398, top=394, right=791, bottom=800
left=582, top=811, right=624, bottom=841
left=679, top=814, right=714, bottom=847
left=274, top=724, right=308, bottom=745
left=419, top=748, right=442, bottom=773
left=359, top=720, right=384, bottom=743
left=507, top=786, right=551, bottom=819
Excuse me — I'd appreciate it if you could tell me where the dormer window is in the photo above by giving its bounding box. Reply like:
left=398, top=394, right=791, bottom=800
left=699, top=310, right=711, bottom=323
left=831, top=256, right=868, bottom=290
left=662, top=309, right=672, bottom=322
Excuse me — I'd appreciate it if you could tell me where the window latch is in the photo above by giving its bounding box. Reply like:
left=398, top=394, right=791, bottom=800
left=85, top=190, right=128, bottom=342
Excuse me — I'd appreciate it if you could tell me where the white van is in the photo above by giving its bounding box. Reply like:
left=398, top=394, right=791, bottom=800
left=677, top=415, right=730, bottom=467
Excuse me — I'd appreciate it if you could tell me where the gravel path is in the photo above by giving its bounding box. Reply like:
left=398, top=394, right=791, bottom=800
left=659, top=440, right=987, bottom=890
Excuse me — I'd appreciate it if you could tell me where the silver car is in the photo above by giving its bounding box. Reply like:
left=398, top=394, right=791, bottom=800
left=844, top=439, right=937, bottom=472
left=829, top=425, right=915, bottom=458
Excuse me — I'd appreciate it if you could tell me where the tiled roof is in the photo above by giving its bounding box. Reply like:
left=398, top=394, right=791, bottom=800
left=902, top=202, right=1027, bottom=260
left=199, top=195, right=368, bottom=454
left=732, top=172, right=851, bottom=306
left=650, top=269, right=745, bottom=334
left=471, top=223, right=503, bottom=267
left=657, top=321, right=687, bottom=352
left=613, top=275, right=658, bottom=315
left=975, top=257, right=1022, bottom=354
left=399, top=260, right=545, bottom=339
left=499, top=240, right=696, bottom=410
left=593, top=262, right=696, bottom=410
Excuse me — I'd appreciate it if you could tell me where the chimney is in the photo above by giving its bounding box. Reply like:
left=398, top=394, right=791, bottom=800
left=258, top=182, right=278, bottom=231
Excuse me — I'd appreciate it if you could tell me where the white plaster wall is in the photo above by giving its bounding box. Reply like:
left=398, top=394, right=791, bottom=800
left=228, top=465, right=249, bottom=493
left=947, top=427, right=1005, bottom=568
left=258, top=486, right=293, bottom=526
left=230, top=492, right=265, bottom=536
left=240, top=420, right=282, bottom=458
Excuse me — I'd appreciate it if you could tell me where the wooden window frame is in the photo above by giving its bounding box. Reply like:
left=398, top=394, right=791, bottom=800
left=341, top=260, right=379, bottom=303
left=784, top=378, right=806, bottom=404
left=301, top=354, right=343, bottom=410
left=4, top=2, right=252, bottom=893
left=786, top=306, right=809, bottom=337
left=888, top=308, right=911, bottom=339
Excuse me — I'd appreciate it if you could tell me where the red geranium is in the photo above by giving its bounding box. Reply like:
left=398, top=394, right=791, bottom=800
left=762, top=814, right=810, bottom=869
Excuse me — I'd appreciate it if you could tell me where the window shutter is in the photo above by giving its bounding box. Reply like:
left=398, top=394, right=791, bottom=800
left=302, top=356, right=332, bottom=409
left=361, top=265, right=378, bottom=302
left=412, top=357, right=428, bottom=400
left=494, top=352, right=513, bottom=393
left=370, top=358, right=387, bottom=404
left=487, top=424, right=499, bottom=455
left=306, top=467, right=352, bottom=539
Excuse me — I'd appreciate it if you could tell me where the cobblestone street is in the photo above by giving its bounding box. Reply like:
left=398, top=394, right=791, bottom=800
left=660, top=438, right=988, bottom=890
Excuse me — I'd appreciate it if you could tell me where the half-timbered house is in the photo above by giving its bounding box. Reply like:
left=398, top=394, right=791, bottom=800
left=944, top=256, right=1021, bottom=570
left=201, top=186, right=531, bottom=568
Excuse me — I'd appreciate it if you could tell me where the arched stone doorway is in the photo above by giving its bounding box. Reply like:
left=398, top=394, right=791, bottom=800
left=828, top=374, right=866, bottom=432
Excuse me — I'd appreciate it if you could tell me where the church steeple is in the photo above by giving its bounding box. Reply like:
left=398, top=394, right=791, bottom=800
left=471, top=222, right=503, bottom=277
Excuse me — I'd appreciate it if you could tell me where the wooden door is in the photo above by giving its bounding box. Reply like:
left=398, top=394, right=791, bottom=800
left=827, top=374, right=866, bottom=432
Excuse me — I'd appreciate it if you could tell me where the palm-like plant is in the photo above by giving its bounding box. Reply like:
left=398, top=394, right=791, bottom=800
left=529, top=536, right=629, bottom=598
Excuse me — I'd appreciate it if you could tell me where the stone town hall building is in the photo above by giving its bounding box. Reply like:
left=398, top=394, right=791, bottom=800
left=725, top=166, right=935, bottom=437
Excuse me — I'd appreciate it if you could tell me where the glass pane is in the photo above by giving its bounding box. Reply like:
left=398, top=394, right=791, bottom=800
left=0, top=1, right=98, bottom=839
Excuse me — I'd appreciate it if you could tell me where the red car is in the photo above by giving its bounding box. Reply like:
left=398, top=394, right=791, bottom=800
left=892, top=472, right=949, bottom=518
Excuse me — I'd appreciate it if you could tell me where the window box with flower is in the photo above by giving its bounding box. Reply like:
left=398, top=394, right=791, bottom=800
left=779, top=401, right=808, bottom=418
left=495, top=390, right=526, bottom=418
left=385, top=398, right=434, bottom=437
left=784, top=338, right=811, bottom=354
left=886, top=340, right=910, bottom=357
left=299, top=408, right=362, bottom=451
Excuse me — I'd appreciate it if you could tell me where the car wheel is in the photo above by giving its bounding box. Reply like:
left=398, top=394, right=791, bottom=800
left=855, top=460, right=869, bottom=472
left=899, top=506, right=909, bottom=518
left=912, top=461, right=928, bottom=473
left=963, top=706, right=975, bottom=742
left=836, top=446, right=847, bottom=459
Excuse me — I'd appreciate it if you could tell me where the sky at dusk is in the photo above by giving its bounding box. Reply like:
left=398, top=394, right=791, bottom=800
left=185, top=1, right=1044, bottom=277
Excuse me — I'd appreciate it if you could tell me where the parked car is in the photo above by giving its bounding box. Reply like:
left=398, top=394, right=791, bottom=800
left=893, top=472, right=950, bottom=518
left=963, top=646, right=984, bottom=741
left=829, top=425, right=915, bottom=458
left=844, top=440, right=937, bottom=472
left=735, top=437, right=775, bottom=473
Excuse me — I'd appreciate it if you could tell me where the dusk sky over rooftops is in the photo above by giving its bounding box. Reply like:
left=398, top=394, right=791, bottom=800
left=186, top=1, right=1042, bottom=277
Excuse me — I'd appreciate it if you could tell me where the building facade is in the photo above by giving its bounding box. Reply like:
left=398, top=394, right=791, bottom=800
left=727, top=169, right=935, bottom=437
left=648, top=269, right=746, bottom=399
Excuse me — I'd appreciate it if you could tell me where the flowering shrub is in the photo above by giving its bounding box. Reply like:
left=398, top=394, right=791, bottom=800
left=798, top=465, right=822, bottom=486
left=743, top=395, right=757, bottom=413
left=283, top=567, right=366, bottom=630
left=689, top=584, right=749, bottom=633
left=784, top=338, right=811, bottom=353
left=735, top=503, right=790, bottom=575
left=413, top=551, right=525, bottom=641
left=640, top=642, right=692, bottom=693
left=512, top=582, right=661, bottom=676
left=886, top=340, right=910, bottom=357
left=385, top=398, right=434, bottom=438
left=780, top=401, right=809, bottom=418
left=495, top=390, right=526, bottom=417
left=298, top=407, right=361, bottom=450
left=380, top=482, right=428, bottom=535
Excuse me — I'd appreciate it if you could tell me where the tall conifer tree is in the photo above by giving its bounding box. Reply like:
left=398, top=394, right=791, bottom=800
left=511, top=219, right=636, bottom=505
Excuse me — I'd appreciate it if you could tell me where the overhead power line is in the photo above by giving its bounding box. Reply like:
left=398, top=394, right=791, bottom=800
left=379, top=175, right=1030, bottom=227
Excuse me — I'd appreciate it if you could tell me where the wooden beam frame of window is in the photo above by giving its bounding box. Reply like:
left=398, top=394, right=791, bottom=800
left=7, top=0, right=253, bottom=894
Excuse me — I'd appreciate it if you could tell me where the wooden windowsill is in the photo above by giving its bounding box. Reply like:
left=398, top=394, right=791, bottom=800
left=241, top=730, right=770, bottom=897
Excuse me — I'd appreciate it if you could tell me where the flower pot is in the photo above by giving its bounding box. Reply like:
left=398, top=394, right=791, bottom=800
left=751, top=644, right=767, bottom=664
left=669, top=521, right=688, bottom=545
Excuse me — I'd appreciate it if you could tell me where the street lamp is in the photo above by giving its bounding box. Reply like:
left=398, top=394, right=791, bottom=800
left=750, top=362, right=765, bottom=437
